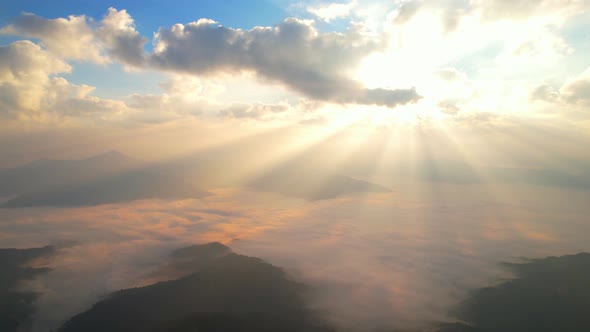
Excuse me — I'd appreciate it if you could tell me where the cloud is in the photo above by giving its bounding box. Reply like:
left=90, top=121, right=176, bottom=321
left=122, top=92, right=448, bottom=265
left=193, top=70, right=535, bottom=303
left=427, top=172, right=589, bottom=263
left=478, top=0, right=589, bottom=21
left=149, top=18, right=420, bottom=107
left=561, top=69, right=590, bottom=106
left=435, top=67, right=467, bottom=82
left=0, top=41, right=129, bottom=121
left=0, top=41, right=71, bottom=114
left=2, top=8, right=420, bottom=108
left=393, top=0, right=423, bottom=25
left=393, top=0, right=588, bottom=26
left=0, top=13, right=105, bottom=63
left=219, top=102, right=291, bottom=120
left=0, top=8, right=146, bottom=66
left=531, top=68, right=590, bottom=108
left=307, top=1, right=357, bottom=22
left=438, top=99, right=462, bottom=114
left=531, top=83, right=560, bottom=102
left=96, top=8, right=147, bottom=66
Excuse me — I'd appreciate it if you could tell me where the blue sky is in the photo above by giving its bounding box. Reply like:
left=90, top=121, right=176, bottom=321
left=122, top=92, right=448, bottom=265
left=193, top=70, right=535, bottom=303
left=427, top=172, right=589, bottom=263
left=0, top=0, right=290, bottom=31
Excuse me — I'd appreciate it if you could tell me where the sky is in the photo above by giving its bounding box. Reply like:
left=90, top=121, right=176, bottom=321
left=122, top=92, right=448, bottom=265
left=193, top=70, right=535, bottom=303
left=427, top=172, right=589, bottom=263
left=1, top=0, right=588, bottom=143
left=1, top=1, right=590, bottom=331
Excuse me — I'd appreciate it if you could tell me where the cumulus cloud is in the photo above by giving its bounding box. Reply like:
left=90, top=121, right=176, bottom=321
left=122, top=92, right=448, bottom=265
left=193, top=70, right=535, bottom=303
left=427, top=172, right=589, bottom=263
left=149, top=18, right=420, bottom=107
left=0, top=8, right=146, bottom=66
left=2, top=8, right=420, bottom=108
left=0, top=13, right=105, bottom=62
left=0, top=40, right=128, bottom=120
left=96, top=8, right=147, bottom=66
left=0, top=41, right=71, bottom=113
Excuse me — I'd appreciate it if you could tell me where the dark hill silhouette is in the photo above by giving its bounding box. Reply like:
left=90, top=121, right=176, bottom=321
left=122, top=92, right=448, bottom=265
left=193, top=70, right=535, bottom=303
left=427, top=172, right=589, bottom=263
left=452, top=252, right=590, bottom=332
left=428, top=252, right=590, bottom=332
left=0, top=246, right=55, bottom=332
left=58, top=243, right=334, bottom=332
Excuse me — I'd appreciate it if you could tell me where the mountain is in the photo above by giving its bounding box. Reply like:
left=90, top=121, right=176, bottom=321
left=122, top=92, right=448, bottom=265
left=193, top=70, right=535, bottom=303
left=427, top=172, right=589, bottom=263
left=1, top=143, right=391, bottom=207
left=58, top=242, right=334, bottom=332
left=250, top=172, right=391, bottom=200
left=0, top=150, right=210, bottom=208
left=2, top=167, right=208, bottom=208
left=0, top=246, right=55, bottom=332
left=0, top=151, right=140, bottom=196
left=449, top=252, right=590, bottom=332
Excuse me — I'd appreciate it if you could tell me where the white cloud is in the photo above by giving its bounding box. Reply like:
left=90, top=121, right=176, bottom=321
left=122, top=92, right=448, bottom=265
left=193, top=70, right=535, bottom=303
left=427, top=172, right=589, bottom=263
left=477, top=0, right=590, bottom=22
left=307, top=1, right=357, bottom=22
left=0, top=41, right=71, bottom=113
left=0, top=13, right=105, bottom=62
left=0, top=8, right=146, bottom=66
left=124, top=74, right=299, bottom=123
left=0, top=41, right=129, bottom=122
